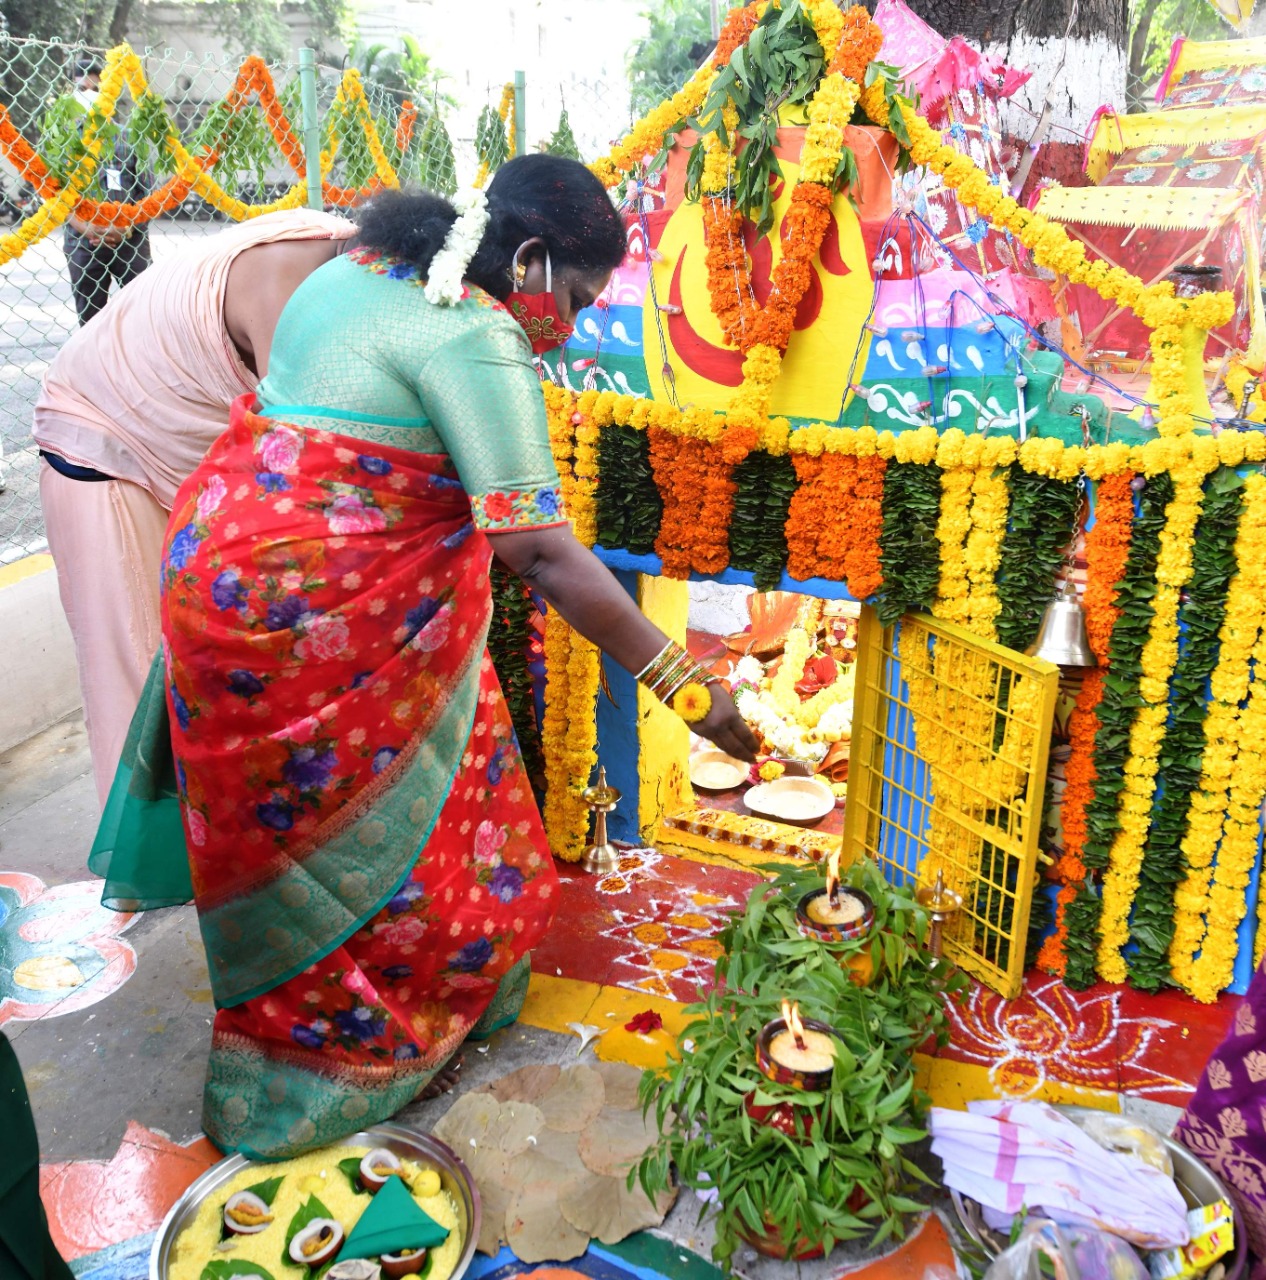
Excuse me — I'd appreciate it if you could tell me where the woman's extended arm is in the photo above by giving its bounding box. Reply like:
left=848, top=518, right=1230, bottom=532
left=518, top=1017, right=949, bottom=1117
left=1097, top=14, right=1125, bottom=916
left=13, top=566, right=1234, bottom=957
left=493, top=524, right=759, bottom=762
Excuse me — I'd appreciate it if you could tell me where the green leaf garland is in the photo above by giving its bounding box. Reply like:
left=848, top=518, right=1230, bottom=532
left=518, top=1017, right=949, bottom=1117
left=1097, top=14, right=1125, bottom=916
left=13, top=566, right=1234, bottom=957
left=486, top=562, right=545, bottom=787
left=595, top=424, right=662, bottom=554
left=995, top=467, right=1082, bottom=653
left=1127, top=467, right=1244, bottom=990
left=728, top=452, right=796, bottom=591
left=545, top=107, right=582, bottom=160
left=1063, top=471, right=1173, bottom=990
left=876, top=458, right=943, bottom=626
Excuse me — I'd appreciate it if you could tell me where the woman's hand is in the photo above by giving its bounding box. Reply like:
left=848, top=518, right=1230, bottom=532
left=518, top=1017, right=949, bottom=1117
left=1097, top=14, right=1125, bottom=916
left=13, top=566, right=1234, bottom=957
left=695, top=685, right=760, bottom=762
left=492, top=526, right=758, bottom=763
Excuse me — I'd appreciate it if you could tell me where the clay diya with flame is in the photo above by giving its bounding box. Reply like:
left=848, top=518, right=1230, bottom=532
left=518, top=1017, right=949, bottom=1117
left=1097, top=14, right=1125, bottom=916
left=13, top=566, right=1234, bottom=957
left=795, top=849, right=876, bottom=985
left=743, top=999, right=839, bottom=1141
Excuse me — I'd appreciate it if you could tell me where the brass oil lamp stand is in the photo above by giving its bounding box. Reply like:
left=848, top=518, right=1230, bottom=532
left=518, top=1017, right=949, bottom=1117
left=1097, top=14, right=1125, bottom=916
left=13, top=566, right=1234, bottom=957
left=915, top=869, right=964, bottom=960
left=581, top=768, right=623, bottom=875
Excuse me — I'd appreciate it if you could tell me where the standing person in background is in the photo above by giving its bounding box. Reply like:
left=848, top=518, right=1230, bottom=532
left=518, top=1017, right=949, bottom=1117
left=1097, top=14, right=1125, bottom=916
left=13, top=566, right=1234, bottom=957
left=35, top=209, right=356, bottom=806
left=61, top=55, right=151, bottom=325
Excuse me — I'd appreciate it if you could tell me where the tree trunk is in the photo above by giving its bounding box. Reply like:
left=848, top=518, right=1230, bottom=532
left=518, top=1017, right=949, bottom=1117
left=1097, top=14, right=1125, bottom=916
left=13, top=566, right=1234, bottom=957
left=904, top=0, right=1129, bottom=193
left=109, top=0, right=137, bottom=45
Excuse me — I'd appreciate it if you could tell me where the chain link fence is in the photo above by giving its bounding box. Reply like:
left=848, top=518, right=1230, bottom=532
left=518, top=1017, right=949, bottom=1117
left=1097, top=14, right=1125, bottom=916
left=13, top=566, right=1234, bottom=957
left=0, top=31, right=670, bottom=564
left=0, top=25, right=690, bottom=564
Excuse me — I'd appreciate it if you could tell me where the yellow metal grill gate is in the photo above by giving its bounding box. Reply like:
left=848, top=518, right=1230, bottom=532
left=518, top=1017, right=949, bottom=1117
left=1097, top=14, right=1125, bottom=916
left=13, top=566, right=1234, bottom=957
left=843, top=609, right=1060, bottom=997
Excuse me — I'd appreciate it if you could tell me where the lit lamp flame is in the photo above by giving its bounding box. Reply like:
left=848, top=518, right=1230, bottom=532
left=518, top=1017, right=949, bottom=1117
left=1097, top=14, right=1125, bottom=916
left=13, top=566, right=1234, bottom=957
left=825, top=848, right=841, bottom=906
left=781, top=998, right=807, bottom=1051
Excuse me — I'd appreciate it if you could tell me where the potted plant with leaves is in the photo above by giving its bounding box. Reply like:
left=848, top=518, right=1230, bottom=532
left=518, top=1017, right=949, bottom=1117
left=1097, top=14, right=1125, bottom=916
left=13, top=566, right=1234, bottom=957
left=718, top=856, right=967, bottom=1061
left=632, top=857, right=965, bottom=1269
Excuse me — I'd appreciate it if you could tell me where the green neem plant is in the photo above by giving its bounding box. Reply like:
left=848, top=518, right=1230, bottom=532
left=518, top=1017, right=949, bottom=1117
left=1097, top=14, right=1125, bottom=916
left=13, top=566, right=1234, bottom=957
left=633, top=979, right=931, bottom=1268
left=633, top=857, right=964, bottom=1268
left=719, top=857, right=967, bottom=1060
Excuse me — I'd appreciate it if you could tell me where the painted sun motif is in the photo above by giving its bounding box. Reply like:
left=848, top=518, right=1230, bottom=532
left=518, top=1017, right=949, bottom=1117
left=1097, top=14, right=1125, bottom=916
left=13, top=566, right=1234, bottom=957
left=941, top=973, right=1192, bottom=1100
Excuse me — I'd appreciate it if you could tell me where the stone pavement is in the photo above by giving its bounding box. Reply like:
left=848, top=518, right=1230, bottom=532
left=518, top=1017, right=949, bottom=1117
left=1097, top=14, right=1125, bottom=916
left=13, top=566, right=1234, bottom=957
left=0, top=712, right=1217, bottom=1279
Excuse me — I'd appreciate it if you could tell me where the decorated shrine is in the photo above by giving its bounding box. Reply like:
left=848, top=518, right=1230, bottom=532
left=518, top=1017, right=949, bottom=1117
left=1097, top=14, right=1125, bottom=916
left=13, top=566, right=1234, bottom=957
left=520, top=2, right=1266, bottom=1021
left=7, top=4, right=1266, bottom=1278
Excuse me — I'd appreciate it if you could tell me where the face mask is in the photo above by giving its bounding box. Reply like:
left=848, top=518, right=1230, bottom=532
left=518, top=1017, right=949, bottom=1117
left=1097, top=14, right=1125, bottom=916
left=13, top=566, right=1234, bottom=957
left=506, top=247, right=573, bottom=355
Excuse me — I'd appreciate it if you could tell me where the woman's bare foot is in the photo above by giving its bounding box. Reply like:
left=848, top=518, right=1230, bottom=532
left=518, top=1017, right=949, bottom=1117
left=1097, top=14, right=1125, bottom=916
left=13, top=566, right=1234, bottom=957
left=419, top=1052, right=464, bottom=1101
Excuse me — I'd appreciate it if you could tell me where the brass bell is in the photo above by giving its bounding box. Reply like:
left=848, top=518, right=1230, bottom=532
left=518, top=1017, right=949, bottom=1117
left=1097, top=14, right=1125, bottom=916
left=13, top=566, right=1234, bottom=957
left=1027, top=578, right=1096, bottom=668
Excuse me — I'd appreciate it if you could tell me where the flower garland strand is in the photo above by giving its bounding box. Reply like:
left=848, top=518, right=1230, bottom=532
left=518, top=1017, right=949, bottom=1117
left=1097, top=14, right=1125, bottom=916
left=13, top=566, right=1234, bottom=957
left=0, top=47, right=421, bottom=263
left=1096, top=442, right=1217, bottom=984
left=540, top=387, right=602, bottom=862
left=1036, top=471, right=1135, bottom=978
left=1062, top=473, right=1173, bottom=990
left=898, top=103, right=1235, bottom=440
left=423, top=187, right=489, bottom=306
left=1169, top=472, right=1266, bottom=997
left=1127, top=466, right=1243, bottom=990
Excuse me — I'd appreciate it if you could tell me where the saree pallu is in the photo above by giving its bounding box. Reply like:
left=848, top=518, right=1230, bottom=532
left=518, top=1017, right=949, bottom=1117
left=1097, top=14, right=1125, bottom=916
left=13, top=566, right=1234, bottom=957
left=159, top=397, right=558, bottom=1157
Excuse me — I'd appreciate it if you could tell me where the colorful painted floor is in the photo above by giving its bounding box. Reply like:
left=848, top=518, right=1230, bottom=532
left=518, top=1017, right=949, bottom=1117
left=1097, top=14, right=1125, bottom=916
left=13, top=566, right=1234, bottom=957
left=0, top=716, right=1238, bottom=1279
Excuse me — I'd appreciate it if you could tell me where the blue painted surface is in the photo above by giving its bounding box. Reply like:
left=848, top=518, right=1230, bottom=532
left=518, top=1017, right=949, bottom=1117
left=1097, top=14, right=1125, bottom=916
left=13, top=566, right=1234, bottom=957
left=877, top=634, right=924, bottom=885
left=594, top=569, right=645, bottom=843
left=1231, top=834, right=1264, bottom=995
left=69, top=1230, right=154, bottom=1280
left=859, top=317, right=1029, bottom=381
left=568, top=304, right=645, bottom=354
left=592, top=546, right=859, bottom=603
left=470, top=1243, right=679, bottom=1279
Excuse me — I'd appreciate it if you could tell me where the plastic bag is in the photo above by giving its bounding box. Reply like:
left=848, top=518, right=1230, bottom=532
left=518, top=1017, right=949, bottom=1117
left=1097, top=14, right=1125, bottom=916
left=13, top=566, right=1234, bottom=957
left=984, top=1219, right=1150, bottom=1280
left=1072, top=1112, right=1174, bottom=1178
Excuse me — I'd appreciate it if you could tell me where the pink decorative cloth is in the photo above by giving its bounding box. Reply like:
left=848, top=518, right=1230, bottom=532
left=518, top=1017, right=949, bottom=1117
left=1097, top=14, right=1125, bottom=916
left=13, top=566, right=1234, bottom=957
left=873, top=0, right=1032, bottom=109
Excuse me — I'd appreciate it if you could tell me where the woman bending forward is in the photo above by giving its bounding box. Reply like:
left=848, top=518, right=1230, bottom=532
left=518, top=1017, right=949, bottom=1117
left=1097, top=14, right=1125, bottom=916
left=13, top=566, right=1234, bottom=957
left=96, top=155, right=756, bottom=1159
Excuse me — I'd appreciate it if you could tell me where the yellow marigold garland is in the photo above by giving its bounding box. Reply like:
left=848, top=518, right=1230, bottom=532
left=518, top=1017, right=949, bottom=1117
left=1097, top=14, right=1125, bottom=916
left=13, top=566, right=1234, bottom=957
left=1212, top=646, right=1266, bottom=980
left=589, top=66, right=713, bottom=188
left=1095, top=441, right=1218, bottom=982
left=964, top=451, right=1012, bottom=642
left=897, top=103, right=1235, bottom=439
left=932, top=464, right=974, bottom=630
left=1169, top=475, right=1266, bottom=998
left=539, top=384, right=601, bottom=862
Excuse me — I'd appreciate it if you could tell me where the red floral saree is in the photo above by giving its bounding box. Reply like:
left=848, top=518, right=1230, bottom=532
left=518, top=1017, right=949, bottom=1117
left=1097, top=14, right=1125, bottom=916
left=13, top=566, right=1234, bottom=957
left=157, top=397, right=558, bottom=1157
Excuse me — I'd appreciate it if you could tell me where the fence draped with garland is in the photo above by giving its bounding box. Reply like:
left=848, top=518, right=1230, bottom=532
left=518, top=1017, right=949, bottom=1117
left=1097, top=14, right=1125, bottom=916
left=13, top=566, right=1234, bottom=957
left=0, top=35, right=522, bottom=563
left=529, top=0, right=1266, bottom=1006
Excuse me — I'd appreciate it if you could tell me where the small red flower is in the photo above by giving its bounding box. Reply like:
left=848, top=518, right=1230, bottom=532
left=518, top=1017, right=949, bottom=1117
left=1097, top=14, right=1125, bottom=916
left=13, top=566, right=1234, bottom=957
left=482, top=492, right=513, bottom=521
left=624, top=1009, right=663, bottom=1034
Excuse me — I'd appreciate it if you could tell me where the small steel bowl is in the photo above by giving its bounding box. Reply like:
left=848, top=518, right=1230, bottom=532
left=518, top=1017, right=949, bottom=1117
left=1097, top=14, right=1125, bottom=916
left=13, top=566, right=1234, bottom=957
left=149, top=1124, right=480, bottom=1280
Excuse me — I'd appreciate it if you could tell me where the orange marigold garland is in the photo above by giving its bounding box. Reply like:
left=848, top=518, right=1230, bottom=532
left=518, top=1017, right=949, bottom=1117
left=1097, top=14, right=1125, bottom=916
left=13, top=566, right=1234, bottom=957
left=828, top=6, right=884, bottom=78
left=714, top=2, right=763, bottom=67
left=749, top=184, right=834, bottom=352
left=786, top=453, right=855, bottom=582
left=1037, top=471, right=1136, bottom=975
left=703, top=197, right=758, bottom=349
left=648, top=422, right=755, bottom=577
left=845, top=453, right=886, bottom=600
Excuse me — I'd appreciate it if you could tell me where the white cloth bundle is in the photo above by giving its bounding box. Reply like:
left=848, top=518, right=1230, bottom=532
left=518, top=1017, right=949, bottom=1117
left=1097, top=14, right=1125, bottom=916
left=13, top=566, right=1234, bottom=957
left=931, top=1100, right=1191, bottom=1250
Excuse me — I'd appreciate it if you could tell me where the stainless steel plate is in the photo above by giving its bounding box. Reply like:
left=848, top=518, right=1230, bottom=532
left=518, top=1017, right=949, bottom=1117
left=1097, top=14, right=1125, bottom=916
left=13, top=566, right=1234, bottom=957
left=149, top=1124, right=481, bottom=1280
left=950, top=1106, right=1246, bottom=1280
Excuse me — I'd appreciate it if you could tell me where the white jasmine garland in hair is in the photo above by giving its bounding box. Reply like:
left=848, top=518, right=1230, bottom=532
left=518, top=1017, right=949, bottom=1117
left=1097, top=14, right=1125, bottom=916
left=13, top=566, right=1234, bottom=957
left=424, top=188, right=489, bottom=306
